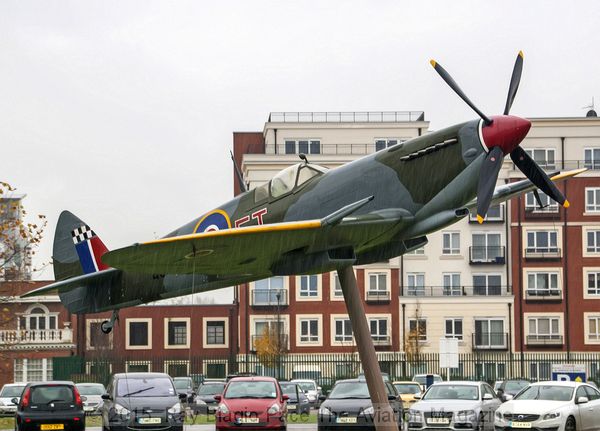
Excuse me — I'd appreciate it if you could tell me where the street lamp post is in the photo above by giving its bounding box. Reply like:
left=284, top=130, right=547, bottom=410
left=276, top=291, right=281, bottom=380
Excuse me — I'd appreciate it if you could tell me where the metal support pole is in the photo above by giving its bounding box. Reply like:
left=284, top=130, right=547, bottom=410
left=337, top=266, right=399, bottom=431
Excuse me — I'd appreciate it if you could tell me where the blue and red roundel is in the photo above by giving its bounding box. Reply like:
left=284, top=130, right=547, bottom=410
left=194, top=210, right=232, bottom=233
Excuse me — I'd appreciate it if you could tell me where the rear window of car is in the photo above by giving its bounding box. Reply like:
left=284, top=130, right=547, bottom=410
left=76, top=384, right=105, bottom=396
left=198, top=383, right=225, bottom=395
left=117, top=377, right=176, bottom=397
left=394, top=383, right=421, bottom=394
left=0, top=386, right=25, bottom=397
left=31, top=386, right=74, bottom=404
left=173, top=379, right=192, bottom=390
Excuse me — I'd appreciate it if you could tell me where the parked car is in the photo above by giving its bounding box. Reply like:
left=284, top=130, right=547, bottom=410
left=392, top=381, right=422, bottom=410
left=196, top=381, right=226, bottom=413
left=279, top=382, right=310, bottom=415
left=214, top=376, right=288, bottom=430
left=494, top=381, right=600, bottom=431
left=407, top=381, right=501, bottom=430
left=172, top=377, right=196, bottom=404
left=15, top=381, right=85, bottom=431
left=495, top=379, right=530, bottom=401
left=76, top=383, right=105, bottom=415
left=412, top=374, right=443, bottom=390
left=290, top=379, right=322, bottom=407
left=0, top=383, right=26, bottom=416
left=317, top=378, right=403, bottom=430
left=358, top=372, right=390, bottom=382
left=100, top=372, right=186, bottom=431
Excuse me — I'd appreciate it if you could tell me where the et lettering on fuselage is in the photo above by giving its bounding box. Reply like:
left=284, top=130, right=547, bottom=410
left=234, top=208, right=268, bottom=228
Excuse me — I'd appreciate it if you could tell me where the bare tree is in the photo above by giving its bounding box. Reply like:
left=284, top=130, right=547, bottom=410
left=405, top=304, right=426, bottom=373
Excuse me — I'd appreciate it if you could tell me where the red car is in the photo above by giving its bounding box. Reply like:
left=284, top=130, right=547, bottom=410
left=215, top=376, right=288, bottom=430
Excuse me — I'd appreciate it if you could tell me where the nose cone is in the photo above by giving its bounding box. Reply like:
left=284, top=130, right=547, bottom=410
left=481, top=115, right=531, bottom=154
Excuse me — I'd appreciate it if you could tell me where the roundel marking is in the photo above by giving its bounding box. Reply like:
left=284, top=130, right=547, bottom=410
left=193, top=210, right=232, bottom=233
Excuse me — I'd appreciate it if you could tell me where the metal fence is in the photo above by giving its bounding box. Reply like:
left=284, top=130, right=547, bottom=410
left=54, top=351, right=600, bottom=391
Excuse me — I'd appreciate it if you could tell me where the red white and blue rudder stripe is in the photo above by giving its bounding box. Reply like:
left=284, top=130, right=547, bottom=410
left=71, top=225, right=109, bottom=274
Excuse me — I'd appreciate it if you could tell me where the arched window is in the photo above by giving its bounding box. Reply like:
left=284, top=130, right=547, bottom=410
left=19, top=305, right=57, bottom=331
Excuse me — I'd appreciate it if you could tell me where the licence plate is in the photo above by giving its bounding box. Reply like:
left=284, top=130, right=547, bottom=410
left=336, top=417, right=357, bottom=423
left=138, top=418, right=162, bottom=424
left=287, top=404, right=296, bottom=410
left=238, top=417, right=259, bottom=424
left=427, top=417, right=450, bottom=424
left=509, top=421, right=532, bottom=429
left=84, top=406, right=94, bottom=411
left=40, top=425, right=64, bottom=430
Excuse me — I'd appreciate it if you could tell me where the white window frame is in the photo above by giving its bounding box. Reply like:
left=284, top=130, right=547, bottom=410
left=163, top=360, right=190, bottom=376
left=14, top=358, right=52, bottom=383
left=86, top=318, right=113, bottom=350
left=250, top=315, right=290, bottom=350
left=525, top=148, right=556, bottom=169
left=468, top=204, right=504, bottom=222
left=525, top=271, right=561, bottom=298
left=331, top=315, right=354, bottom=346
left=525, top=229, right=559, bottom=254
left=407, top=272, right=425, bottom=296
left=472, top=273, right=503, bottom=296
left=164, top=317, right=190, bottom=349
left=583, top=267, right=600, bottom=299
left=284, top=139, right=321, bottom=155
left=525, top=191, right=559, bottom=213
left=296, top=314, right=322, bottom=346
left=125, top=361, right=151, bottom=372
left=125, top=318, right=152, bottom=350
left=583, top=227, right=600, bottom=257
left=471, top=232, right=503, bottom=262
left=251, top=276, right=288, bottom=306
left=473, top=318, right=506, bottom=348
left=442, top=231, right=460, bottom=255
left=18, top=304, right=59, bottom=331
left=584, top=148, right=600, bottom=170
left=203, top=317, right=229, bottom=349
left=296, top=274, right=321, bottom=301
left=405, top=246, right=425, bottom=256
left=586, top=188, right=600, bottom=213
left=367, top=314, right=391, bottom=345
left=585, top=313, right=600, bottom=344
left=525, top=313, right=562, bottom=342
left=374, top=138, right=405, bottom=152
left=443, top=273, right=461, bottom=296
left=365, top=269, right=391, bottom=300
left=444, top=318, right=463, bottom=340
left=408, top=318, right=427, bottom=342
left=330, top=272, right=344, bottom=301
left=203, top=360, right=229, bottom=378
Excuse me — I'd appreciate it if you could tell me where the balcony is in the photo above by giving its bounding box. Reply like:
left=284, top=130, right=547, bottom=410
left=366, top=290, right=391, bottom=303
left=402, top=285, right=510, bottom=297
left=525, top=289, right=562, bottom=301
left=469, top=246, right=506, bottom=265
left=524, top=205, right=560, bottom=220
left=372, top=335, right=392, bottom=346
left=251, top=289, right=288, bottom=307
left=268, top=111, right=425, bottom=123
left=0, top=329, right=73, bottom=348
left=526, top=335, right=563, bottom=346
left=472, top=333, right=509, bottom=350
left=250, top=334, right=289, bottom=352
left=524, top=248, right=562, bottom=260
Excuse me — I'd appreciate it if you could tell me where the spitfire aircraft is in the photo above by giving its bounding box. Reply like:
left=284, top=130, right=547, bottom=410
left=24, top=52, right=584, bottom=333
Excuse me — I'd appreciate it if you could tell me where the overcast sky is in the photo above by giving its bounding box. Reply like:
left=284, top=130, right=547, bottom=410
left=2, top=1, right=600, bottom=300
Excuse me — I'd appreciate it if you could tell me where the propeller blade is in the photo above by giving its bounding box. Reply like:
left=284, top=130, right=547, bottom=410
left=510, top=146, right=569, bottom=207
left=430, top=59, right=493, bottom=125
left=476, top=146, right=505, bottom=223
left=503, top=51, right=524, bottom=115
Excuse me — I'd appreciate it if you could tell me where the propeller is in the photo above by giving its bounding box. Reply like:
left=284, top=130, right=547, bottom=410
left=430, top=51, right=570, bottom=223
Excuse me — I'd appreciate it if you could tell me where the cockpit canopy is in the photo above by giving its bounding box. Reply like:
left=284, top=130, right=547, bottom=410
left=254, top=162, right=328, bottom=202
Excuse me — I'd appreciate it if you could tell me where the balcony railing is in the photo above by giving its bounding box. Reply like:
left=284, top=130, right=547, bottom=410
left=0, top=329, right=73, bottom=345
left=472, top=333, right=509, bottom=350
left=366, top=290, right=391, bottom=302
left=524, top=248, right=562, bottom=260
left=402, top=285, right=510, bottom=297
left=251, top=289, right=288, bottom=307
left=512, top=159, right=600, bottom=172
left=469, top=246, right=506, bottom=264
left=525, top=289, right=562, bottom=300
left=250, top=334, right=289, bottom=352
left=372, top=335, right=392, bottom=346
left=268, top=111, right=425, bottom=123
left=526, top=335, right=564, bottom=346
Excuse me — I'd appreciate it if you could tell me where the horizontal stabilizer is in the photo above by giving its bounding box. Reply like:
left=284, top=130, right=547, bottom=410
left=20, top=268, right=120, bottom=298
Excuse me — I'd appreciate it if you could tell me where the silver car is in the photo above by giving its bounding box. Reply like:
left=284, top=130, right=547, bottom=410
left=291, top=379, right=322, bottom=407
left=76, top=383, right=105, bottom=415
left=408, top=381, right=501, bottom=430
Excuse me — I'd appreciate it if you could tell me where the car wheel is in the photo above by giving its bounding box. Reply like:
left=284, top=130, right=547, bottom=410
left=565, top=416, right=576, bottom=431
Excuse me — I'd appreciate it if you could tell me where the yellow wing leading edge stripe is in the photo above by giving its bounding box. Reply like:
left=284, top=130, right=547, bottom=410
left=144, top=219, right=323, bottom=245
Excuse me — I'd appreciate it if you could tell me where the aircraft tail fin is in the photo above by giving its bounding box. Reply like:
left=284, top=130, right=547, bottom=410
left=53, top=210, right=110, bottom=281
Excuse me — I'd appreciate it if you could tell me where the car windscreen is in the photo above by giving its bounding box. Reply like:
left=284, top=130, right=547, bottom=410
left=423, top=385, right=478, bottom=401
left=279, top=384, right=297, bottom=396
left=117, top=377, right=176, bottom=397
left=198, top=383, right=225, bottom=395
left=31, top=385, right=74, bottom=404
left=504, top=381, right=529, bottom=394
left=76, top=384, right=105, bottom=395
left=328, top=382, right=370, bottom=399
left=295, top=382, right=316, bottom=392
left=0, top=386, right=25, bottom=397
left=173, top=380, right=191, bottom=390
left=224, top=381, right=277, bottom=399
left=394, top=384, right=421, bottom=394
left=514, top=385, right=573, bottom=401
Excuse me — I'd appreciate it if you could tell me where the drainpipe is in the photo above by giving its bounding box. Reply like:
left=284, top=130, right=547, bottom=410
left=517, top=192, right=525, bottom=377
left=274, top=129, right=278, bottom=154
left=504, top=179, right=510, bottom=294
left=563, top=179, right=570, bottom=360
left=402, top=303, right=406, bottom=377
left=561, top=137, right=565, bottom=170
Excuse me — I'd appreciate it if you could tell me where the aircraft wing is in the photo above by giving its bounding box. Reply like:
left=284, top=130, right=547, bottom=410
left=102, top=197, right=411, bottom=275
left=465, top=168, right=586, bottom=211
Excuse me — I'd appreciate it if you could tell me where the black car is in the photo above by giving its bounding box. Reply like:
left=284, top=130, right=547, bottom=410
left=15, top=381, right=85, bottom=431
left=172, top=377, right=195, bottom=404
left=279, top=382, right=310, bottom=415
left=100, top=372, right=186, bottom=431
left=317, top=378, right=402, bottom=430
left=496, top=379, right=530, bottom=401
left=196, top=381, right=225, bottom=413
